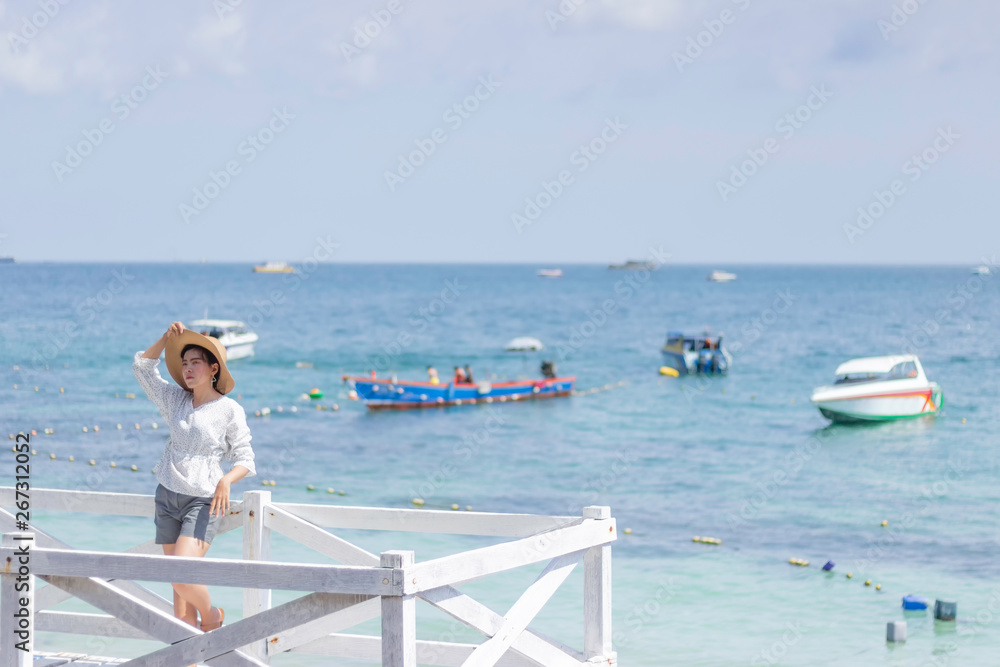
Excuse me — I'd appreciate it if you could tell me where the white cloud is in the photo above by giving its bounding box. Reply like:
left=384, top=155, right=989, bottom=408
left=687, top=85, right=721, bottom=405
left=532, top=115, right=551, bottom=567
left=188, top=13, right=247, bottom=76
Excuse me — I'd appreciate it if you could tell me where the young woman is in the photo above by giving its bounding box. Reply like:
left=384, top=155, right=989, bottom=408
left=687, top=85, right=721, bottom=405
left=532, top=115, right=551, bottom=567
left=133, top=321, right=256, bottom=632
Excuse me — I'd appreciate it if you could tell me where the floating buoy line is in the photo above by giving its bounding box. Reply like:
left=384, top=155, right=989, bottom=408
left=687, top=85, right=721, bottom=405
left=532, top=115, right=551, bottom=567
left=572, top=381, right=627, bottom=397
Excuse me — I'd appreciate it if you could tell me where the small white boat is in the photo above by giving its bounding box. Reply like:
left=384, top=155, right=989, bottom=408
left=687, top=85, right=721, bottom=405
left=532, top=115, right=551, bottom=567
left=972, top=266, right=991, bottom=276
left=254, top=261, right=294, bottom=273
left=707, top=270, right=737, bottom=282
left=504, top=336, right=544, bottom=352
left=189, top=319, right=259, bottom=360
left=810, top=355, right=943, bottom=423
left=537, top=269, right=563, bottom=278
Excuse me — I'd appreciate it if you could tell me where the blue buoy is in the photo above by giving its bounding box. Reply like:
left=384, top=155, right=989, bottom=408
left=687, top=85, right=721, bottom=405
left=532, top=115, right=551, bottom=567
left=902, top=595, right=928, bottom=611
left=822, top=560, right=835, bottom=571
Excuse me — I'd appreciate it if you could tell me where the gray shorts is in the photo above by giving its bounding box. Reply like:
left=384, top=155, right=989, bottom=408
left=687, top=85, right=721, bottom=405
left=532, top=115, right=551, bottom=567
left=154, top=484, right=219, bottom=545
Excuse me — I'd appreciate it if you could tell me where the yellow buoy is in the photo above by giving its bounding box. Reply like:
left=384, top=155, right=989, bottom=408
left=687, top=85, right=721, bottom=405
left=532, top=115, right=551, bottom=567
left=327, top=488, right=335, bottom=494
left=49, top=453, right=56, bottom=459
left=306, top=485, right=315, bottom=491
left=465, top=505, right=473, bottom=511
left=881, top=520, right=888, bottom=527
left=89, top=460, right=96, bottom=466
left=623, top=527, right=633, bottom=535
left=82, top=427, right=88, bottom=433
left=876, top=584, right=882, bottom=591
left=130, top=465, right=138, bottom=471
left=412, top=498, right=425, bottom=506
left=864, top=579, right=872, bottom=587
left=337, top=490, right=346, bottom=496
left=659, top=366, right=679, bottom=377
left=451, top=504, right=460, bottom=510
left=68, top=456, right=74, bottom=462
left=110, top=462, right=117, bottom=468
left=93, top=425, right=99, bottom=432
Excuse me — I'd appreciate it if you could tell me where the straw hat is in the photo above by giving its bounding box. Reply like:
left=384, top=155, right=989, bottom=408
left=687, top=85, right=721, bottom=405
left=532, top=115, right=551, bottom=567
left=164, top=330, right=235, bottom=395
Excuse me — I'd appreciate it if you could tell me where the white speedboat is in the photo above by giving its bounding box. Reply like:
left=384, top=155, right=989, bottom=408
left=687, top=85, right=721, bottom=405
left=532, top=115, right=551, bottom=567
left=810, top=355, right=943, bottom=423
left=972, top=265, right=991, bottom=276
left=188, top=319, right=258, bottom=360
left=537, top=269, right=563, bottom=278
left=708, top=270, right=737, bottom=282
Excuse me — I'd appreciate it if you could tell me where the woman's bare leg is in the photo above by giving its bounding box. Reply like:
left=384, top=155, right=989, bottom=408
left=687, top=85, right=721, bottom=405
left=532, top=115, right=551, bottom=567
left=161, top=544, right=197, bottom=627
left=167, top=536, right=222, bottom=628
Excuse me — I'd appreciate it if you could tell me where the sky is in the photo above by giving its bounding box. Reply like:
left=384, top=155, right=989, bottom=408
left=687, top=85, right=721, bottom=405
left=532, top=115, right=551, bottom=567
left=0, top=0, right=997, bottom=264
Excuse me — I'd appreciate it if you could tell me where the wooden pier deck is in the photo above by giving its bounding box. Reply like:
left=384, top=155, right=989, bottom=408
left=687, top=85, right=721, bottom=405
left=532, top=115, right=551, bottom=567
left=1, top=487, right=618, bottom=666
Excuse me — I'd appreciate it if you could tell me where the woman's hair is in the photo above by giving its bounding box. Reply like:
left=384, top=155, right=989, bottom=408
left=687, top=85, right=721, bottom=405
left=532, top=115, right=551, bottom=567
left=180, top=344, right=220, bottom=386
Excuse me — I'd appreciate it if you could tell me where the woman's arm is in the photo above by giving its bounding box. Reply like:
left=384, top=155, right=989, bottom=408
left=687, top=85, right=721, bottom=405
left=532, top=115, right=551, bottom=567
left=143, top=321, right=185, bottom=359
left=210, top=465, right=250, bottom=518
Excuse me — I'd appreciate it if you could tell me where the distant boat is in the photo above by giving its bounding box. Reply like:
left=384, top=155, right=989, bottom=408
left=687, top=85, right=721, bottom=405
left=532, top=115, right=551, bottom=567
left=972, top=266, right=991, bottom=276
left=0, top=257, right=14, bottom=263
left=343, top=373, right=575, bottom=410
left=608, top=260, right=656, bottom=270
left=188, top=319, right=258, bottom=360
left=707, top=270, right=737, bottom=282
left=537, top=269, right=563, bottom=278
left=661, top=332, right=731, bottom=376
left=810, top=355, right=943, bottom=423
left=254, top=261, right=294, bottom=273
left=504, top=336, right=544, bottom=352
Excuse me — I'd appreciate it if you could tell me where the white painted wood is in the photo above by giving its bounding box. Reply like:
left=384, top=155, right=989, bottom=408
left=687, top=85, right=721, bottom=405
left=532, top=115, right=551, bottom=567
left=42, top=575, right=262, bottom=667
left=583, top=545, right=613, bottom=661
left=241, top=490, right=271, bottom=663
left=0, top=487, right=245, bottom=521
left=35, top=610, right=153, bottom=639
left=123, top=592, right=369, bottom=667
left=463, top=553, right=580, bottom=667
left=264, top=504, right=379, bottom=566
left=266, top=597, right=380, bottom=655
left=7, top=547, right=400, bottom=596
left=408, top=519, right=614, bottom=593
left=381, top=551, right=416, bottom=667
left=1, top=532, right=33, bottom=667
left=420, top=586, right=584, bottom=667
left=582, top=505, right=613, bottom=662
left=290, top=633, right=546, bottom=666
left=275, top=502, right=579, bottom=537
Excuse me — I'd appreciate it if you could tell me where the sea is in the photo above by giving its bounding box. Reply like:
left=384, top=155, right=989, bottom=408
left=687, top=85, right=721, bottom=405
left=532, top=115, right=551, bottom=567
left=2, top=262, right=999, bottom=666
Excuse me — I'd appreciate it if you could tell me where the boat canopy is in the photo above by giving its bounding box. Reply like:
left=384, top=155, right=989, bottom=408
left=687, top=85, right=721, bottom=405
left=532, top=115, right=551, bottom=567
left=505, top=337, right=544, bottom=351
left=833, top=355, right=917, bottom=376
left=190, top=319, right=246, bottom=329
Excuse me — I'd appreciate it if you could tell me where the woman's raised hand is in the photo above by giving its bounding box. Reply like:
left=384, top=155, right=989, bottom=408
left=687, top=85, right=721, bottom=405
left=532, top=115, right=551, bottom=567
left=164, top=321, right=186, bottom=340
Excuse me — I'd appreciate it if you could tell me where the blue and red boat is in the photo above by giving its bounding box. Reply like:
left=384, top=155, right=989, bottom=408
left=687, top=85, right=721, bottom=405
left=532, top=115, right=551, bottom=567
left=342, top=374, right=576, bottom=410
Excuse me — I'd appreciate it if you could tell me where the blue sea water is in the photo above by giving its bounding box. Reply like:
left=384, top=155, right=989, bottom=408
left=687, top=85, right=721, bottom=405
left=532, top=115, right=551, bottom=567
left=1, top=262, right=999, bottom=666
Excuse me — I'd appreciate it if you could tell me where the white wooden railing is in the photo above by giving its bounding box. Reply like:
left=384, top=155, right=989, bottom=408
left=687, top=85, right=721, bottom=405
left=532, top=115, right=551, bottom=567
left=0, top=487, right=617, bottom=666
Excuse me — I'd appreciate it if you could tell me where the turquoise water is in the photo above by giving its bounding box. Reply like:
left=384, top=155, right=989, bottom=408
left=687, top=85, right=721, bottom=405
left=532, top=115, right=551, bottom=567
left=2, top=262, right=999, bottom=665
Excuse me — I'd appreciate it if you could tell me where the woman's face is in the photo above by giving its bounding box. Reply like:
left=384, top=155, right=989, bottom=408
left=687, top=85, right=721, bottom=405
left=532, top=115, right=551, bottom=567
left=181, top=349, right=219, bottom=391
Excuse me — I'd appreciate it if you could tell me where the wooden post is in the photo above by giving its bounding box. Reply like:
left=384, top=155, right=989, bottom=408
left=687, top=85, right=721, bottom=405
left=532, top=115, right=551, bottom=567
left=1, top=532, right=33, bottom=667
left=243, top=490, right=272, bottom=662
left=380, top=550, right=415, bottom=667
left=583, top=507, right=615, bottom=664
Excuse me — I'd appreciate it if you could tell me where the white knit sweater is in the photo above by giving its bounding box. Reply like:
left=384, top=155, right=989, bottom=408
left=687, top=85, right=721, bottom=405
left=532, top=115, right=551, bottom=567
left=132, top=351, right=256, bottom=497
